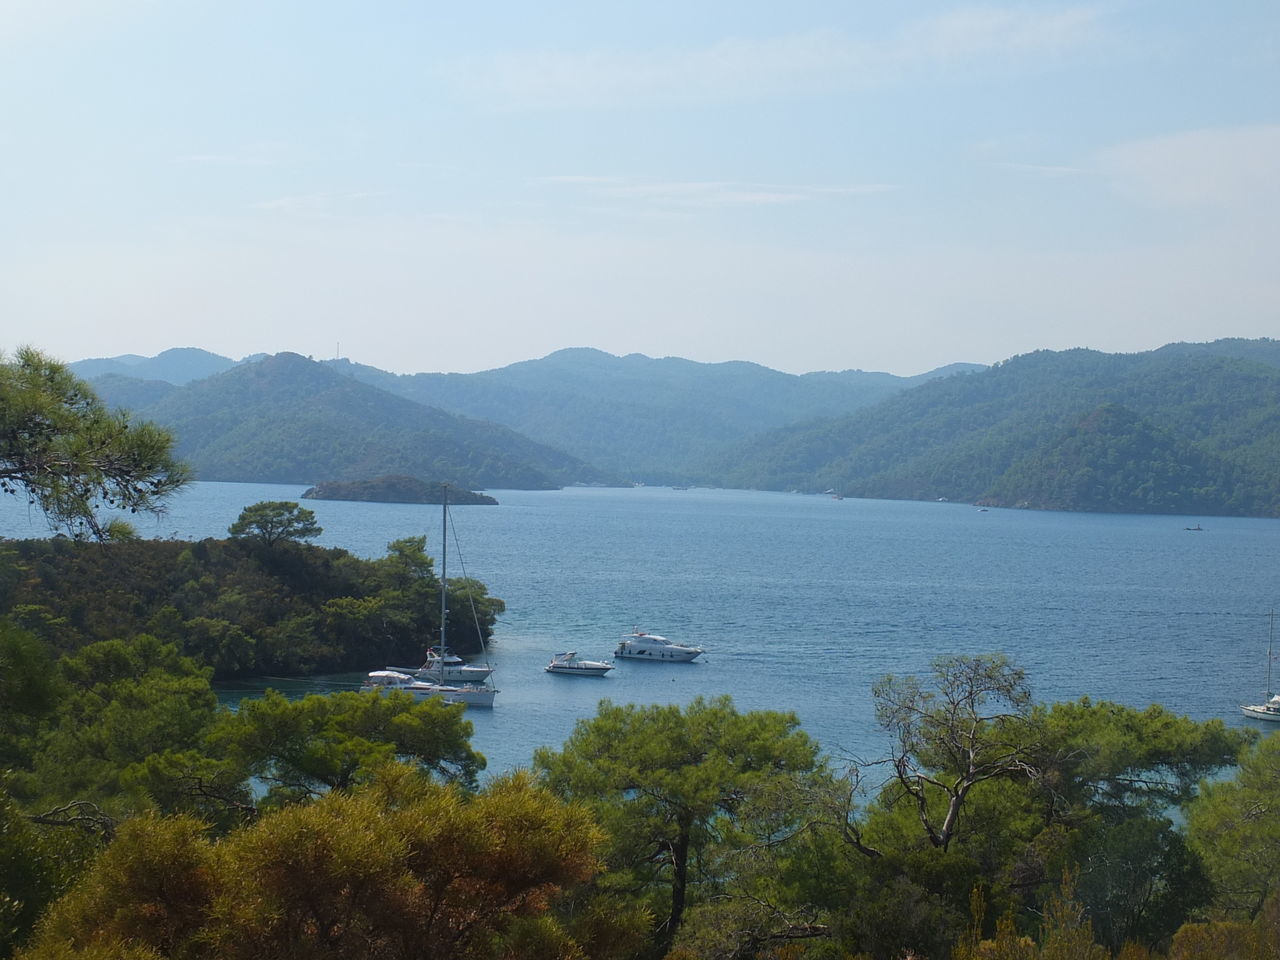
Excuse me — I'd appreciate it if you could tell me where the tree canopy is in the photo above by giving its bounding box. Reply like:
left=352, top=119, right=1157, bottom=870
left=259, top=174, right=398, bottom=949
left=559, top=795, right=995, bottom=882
left=227, top=501, right=322, bottom=546
left=0, top=347, right=189, bottom=538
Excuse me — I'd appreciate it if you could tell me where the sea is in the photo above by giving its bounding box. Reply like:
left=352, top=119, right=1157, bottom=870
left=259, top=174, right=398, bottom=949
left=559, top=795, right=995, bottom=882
left=2, top=481, right=1277, bottom=778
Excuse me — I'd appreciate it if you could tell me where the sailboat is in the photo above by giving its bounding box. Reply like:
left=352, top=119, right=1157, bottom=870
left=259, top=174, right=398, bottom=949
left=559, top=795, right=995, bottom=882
left=368, top=487, right=496, bottom=708
left=1241, top=610, right=1280, bottom=721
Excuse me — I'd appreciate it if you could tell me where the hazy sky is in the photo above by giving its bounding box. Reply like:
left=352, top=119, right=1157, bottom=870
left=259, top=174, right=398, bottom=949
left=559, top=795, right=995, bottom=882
left=2, top=2, right=1277, bottom=375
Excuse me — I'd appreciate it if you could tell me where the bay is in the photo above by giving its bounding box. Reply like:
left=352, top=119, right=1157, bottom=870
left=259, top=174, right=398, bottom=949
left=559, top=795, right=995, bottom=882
left=2, top=481, right=1277, bottom=778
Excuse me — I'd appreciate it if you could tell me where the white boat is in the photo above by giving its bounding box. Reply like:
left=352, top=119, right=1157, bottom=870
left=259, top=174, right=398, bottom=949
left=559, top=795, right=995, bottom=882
left=363, top=670, right=497, bottom=708
left=615, top=628, right=704, bottom=662
left=546, top=651, right=613, bottom=676
left=1242, top=610, right=1280, bottom=721
left=367, top=487, right=497, bottom=708
left=386, top=647, right=493, bottom=684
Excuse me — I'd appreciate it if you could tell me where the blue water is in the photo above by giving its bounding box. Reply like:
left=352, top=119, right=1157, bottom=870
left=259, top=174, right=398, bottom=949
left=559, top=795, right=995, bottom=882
left=3, top=482, right=1277, bottom=777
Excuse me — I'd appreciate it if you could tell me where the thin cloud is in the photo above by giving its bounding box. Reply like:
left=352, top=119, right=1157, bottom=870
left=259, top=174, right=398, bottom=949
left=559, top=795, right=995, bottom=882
left=541, top=176, right=895, bottom=208
left=1097, top=124, right=1280, bottom=214
left=446, top=6, right=1104, bottom=106
left=175, top=144, right=292, bottom=167
left=253, top=191, right=386, bottom=214
left=993, top=161, right=1087, bottom=177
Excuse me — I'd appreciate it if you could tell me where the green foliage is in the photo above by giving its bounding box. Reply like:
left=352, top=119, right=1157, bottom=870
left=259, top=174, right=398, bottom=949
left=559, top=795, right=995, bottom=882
left=822, top=657, right=1248, bottom=958
left=0, top=532, right=502, bottom=677
left=0, top=347, right=189, bottom=538
left=1186, top=731, right=1280, bottom=920
left=0, top=782, right=98, bottom=960
left=0, top=624, right=63, bottom=770
left=205, top=688, right=485, bottom=802
left=92, top=352, right=605, bottom=490
left=714, top=344, right=1280, bottom=517
left=22, top=769, right=604, bottom=960
left=14, top=636, right=218, bottom=811
left=227, top=500, right=322, bottom=546
left=1029, top=698, right=1253, bottom=816
left=534, top=695, right=823, bottom=952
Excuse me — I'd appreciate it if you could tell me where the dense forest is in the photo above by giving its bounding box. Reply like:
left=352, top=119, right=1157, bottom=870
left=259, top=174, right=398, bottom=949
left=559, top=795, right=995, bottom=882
left=714, top=344, right=1280, bottom=517
left=79, top=340, right=1280, bottom=517
left=0, top=512, right=502, bottom=676
left=80, top=347, right=980, bottom=488
left=89, top=353, right=612, bottom=491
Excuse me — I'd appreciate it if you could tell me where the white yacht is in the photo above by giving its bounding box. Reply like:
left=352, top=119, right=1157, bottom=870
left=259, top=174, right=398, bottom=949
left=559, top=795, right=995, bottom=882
left=546, top=651, right=613, bottom=676
left=386, top=647, right=493, bottom=684
left=363, top=670, right=496, bottom=708
left=614, top=629, right=704, bottom=662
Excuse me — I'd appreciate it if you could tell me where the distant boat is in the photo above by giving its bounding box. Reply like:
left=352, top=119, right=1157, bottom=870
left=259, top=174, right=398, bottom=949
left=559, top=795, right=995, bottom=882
left=545, top=651, right=613, bottom=676
left=1185, top=523, right=1203, bottom=531
left=1241, top=610, right=1280, bottom=722
left=615, top=628, right=704, bottom=662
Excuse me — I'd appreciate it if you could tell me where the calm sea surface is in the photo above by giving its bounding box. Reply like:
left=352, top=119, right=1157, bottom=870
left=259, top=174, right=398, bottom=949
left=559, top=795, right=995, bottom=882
left=3, top=482, right=1278, bottom=777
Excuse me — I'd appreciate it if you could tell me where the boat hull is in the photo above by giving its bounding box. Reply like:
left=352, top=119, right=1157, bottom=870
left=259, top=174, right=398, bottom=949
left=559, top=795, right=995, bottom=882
left=386, top=665, right=493, bottom=683
left=614, top=642, right=702, bottom=662
left=546, top=663, right=613, bottom=676
left=1241, top=703, right=1280, bottom=721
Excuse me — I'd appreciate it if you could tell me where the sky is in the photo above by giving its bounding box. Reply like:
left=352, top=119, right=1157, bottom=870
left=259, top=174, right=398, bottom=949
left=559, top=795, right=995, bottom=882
left=1, top=1, right=1277, bottom=376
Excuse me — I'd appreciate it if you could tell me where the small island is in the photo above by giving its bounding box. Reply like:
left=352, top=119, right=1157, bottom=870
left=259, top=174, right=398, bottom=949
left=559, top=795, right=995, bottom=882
left=301, top=475, right=498, bottom=505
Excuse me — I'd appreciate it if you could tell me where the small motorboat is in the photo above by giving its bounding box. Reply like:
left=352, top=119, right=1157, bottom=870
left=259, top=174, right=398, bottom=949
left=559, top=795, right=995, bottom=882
left=546, top=651, right=613, bottom=676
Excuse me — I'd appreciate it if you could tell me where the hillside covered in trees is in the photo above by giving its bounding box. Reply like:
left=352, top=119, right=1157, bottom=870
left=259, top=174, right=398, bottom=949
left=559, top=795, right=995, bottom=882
left=78, top=339, right=1280, bottom=517
left=79, top=348, right=981, bottom=487
left=88, top=353, right=611, bottom=491
left=0, top=522, right=502, bottom=676
left=712, top=340, right=1280, bottom=517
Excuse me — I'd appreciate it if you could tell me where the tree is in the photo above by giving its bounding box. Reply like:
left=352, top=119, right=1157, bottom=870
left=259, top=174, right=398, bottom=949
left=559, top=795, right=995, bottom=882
left=1186, top=732, right=1280, bottom=920
left=0, top=347, right=189, bottom=538
left=204, top=688, right=486, bottom=802
left=23, top=767, right=604, bottom=960
left=871, top=654, right=1036, bottom=854
left=14, top=636, right=218, bottom=811
left=227, top=501, right=322, bottom=547
left=534, top=696, right=823, bottom=954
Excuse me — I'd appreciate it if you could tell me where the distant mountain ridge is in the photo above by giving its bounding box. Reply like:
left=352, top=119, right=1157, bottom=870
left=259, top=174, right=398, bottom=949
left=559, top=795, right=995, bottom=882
left=318, top=347, right=982, bottom=481
left=714, top=341, right=1280, bottom=517
left=71, top=347, right=254, bottom=385
left=89, top=353, right=611, bottom=490
left=82, top=347, right=981, bottom=485
left=74, top=339, right=1280, bottom=517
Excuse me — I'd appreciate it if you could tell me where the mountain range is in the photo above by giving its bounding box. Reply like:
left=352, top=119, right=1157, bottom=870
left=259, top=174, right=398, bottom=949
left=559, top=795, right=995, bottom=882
left=73, top=339, right=1280, bottom=516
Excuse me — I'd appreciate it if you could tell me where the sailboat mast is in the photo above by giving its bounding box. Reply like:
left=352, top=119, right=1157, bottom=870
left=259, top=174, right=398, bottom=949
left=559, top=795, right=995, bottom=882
left=440, top=486, right=448, bottom=656
left=1268, top=609, right=1275, bottom=698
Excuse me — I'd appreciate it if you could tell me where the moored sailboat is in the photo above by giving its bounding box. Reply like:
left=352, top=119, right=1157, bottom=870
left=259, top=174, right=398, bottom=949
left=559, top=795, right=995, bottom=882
left=369, top=486, right=497, bottom=708
left=1241, top=610, right=1279, bottom=721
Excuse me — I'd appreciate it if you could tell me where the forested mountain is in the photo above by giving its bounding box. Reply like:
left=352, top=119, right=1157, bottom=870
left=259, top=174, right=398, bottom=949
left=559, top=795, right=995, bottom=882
left=70, top=346, right=249, bottom=384
left=90, top=353, right=610, bottom=490
left=321, top=348, right=982, bottom=482
left=76, top=339, right=1280, bottom=515
left=713, top=342, right=1280, bottom=516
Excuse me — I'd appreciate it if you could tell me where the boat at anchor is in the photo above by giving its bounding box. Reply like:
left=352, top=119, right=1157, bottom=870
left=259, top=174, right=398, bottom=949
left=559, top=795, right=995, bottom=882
left=614, top=628, right=704, bottom=662
left=1242, top=610, right=1280, bottom=722
left=546, top=651, right=613, bottom=676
